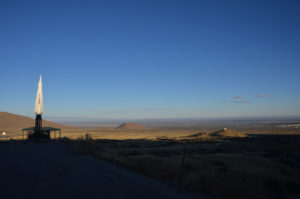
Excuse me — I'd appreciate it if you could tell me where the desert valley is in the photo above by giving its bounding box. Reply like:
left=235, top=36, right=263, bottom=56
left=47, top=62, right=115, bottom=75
left=1, top=112, right=300, bottom=199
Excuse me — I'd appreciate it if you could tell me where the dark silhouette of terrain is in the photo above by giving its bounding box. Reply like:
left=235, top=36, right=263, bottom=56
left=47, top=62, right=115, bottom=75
left=70, top=135, right=300, bottom=199
left=0, top=142, right=205, bottom=199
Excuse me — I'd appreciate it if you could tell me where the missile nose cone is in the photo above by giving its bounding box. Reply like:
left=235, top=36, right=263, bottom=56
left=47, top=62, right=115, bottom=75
left=34, top=75, right=44, bottom=115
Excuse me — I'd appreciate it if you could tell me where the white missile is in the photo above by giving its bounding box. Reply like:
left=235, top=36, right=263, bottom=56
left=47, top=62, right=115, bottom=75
left=34, top=75, right=44, bottom=115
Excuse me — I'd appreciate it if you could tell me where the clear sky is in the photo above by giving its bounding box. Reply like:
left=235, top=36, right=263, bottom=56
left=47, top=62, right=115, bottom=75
left=0, top=0, right=299, bottom=120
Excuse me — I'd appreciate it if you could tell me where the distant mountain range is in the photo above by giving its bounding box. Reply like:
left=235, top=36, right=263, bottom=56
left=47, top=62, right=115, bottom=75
left=0, top=112, right=71, bottom=131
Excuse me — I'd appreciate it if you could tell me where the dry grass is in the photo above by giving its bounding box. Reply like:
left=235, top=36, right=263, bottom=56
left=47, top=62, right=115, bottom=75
left=68, top=134, right=300, bottom=199
left=2, top=126, right=300, bottom=199
left=2, top=123, right=300, bottom=141
left=0, top=128, right=201, bottom=140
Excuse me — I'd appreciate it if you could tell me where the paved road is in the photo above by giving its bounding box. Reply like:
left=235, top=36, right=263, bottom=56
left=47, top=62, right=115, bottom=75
left=0, top=143, right=208, bottom=199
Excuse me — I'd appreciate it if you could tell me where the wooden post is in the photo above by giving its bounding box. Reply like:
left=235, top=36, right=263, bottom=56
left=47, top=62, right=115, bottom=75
left=178, top=142, right=187, bottom=194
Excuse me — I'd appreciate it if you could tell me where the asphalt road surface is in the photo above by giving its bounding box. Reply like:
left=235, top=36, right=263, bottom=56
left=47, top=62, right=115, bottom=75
left=0, top=143, right=209, bottom=199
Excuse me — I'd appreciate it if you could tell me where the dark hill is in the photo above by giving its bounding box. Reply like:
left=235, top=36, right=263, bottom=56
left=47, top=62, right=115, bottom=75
left=210, top=128, right=247, bottom=138
left=0, top=112, right=71, bottom=130
left=116, top=122, right=146, bottom=130
left=185, top=128, right=247, bottom=140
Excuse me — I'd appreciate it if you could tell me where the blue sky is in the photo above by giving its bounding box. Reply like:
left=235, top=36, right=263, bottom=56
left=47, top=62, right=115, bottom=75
left=0, top=0, right=299, bottom=120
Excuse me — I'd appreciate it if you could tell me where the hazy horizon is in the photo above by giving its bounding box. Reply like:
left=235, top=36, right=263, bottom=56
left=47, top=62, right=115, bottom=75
left=45, top=114, right=300, bottom=124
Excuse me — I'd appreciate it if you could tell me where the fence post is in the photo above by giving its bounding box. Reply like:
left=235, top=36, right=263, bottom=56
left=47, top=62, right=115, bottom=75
left=117, top=144, right=121, bottom=164
left=178, top=142, right=187, bottom=194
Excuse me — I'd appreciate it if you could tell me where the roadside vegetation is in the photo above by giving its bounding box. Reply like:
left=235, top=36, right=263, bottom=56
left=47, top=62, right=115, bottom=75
left=67, top=134, right=300, bottom=199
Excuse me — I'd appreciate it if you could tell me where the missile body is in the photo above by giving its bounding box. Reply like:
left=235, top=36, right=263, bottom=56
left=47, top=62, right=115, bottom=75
left=34, top=75, right=44, bottom=115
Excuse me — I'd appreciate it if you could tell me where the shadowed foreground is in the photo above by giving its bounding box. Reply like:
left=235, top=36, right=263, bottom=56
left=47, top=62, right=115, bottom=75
left=69, top=135, right=300, bottom=199
left=0, top=143, right=206, bottom=199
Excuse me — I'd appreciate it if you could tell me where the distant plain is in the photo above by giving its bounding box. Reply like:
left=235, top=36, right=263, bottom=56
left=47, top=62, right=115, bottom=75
left=1, top=112, right=300, bottom=199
